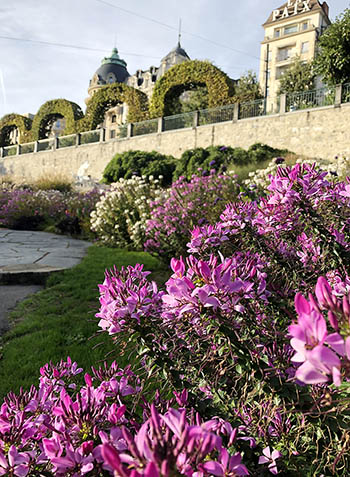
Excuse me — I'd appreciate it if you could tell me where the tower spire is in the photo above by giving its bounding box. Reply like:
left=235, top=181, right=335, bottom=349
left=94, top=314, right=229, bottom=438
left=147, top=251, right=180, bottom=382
left=178, top=18, right=182, bottom=47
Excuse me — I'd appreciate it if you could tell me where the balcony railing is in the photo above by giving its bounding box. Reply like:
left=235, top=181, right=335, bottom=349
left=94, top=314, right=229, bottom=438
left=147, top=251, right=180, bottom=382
left=1, top=83, right=350, bottom=158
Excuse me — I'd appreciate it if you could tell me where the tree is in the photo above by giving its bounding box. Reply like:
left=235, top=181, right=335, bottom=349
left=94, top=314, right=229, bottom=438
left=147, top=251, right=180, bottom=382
left=278, top=57, right=316, bottom=94
left=314, top=8, right=350, bottom=85
left=233, top=71, right=263, bottom=103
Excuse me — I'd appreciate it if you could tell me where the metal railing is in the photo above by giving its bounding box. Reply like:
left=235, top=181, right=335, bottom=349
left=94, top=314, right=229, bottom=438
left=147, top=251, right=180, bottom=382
left=286, top=86, right=336, bottom=112
left=57, top=134, right=76, bottom=148
left=198, top=104, right=235, bottom=126
left=342, top=83, right=350, bottom=103
left=239, top=99, right=266, bottom=119
left=2, top=145, right=17, bottom=157
left=80, top=129, right=100, bottom=145
left=133, top=118, right=158, bottom=137
left=20, top=142, right=35, bottom=154
left=37, top=138, right=54, bottom=152
left=2, top=83, right=350, bottom=158
left=163, top=111, right=195, bottom=131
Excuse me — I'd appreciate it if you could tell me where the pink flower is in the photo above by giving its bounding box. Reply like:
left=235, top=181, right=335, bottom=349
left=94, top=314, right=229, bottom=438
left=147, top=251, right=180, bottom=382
left=258, top=446, right=281, bottom=475
left=201, top=448, right=249, bottom=476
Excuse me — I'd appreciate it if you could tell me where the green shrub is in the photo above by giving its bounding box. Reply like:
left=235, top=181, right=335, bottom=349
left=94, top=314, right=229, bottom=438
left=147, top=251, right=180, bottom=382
left=173, top=145, right=234, bottom=180
left=102, top=150, right=176, bottom=186
left=173, top=143, right=292, bottom=180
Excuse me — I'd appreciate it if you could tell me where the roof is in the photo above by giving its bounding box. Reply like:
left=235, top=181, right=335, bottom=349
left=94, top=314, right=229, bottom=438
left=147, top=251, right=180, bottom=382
left=161, top=42, right=190, bottom=62
left=93, top=48, right=130, bottom=85
left=263, top=0, right=330, bottom=26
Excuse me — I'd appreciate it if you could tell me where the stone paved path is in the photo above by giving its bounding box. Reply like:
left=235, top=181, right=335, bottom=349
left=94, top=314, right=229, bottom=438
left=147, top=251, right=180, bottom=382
left=0, top=228, right=92, bottom=332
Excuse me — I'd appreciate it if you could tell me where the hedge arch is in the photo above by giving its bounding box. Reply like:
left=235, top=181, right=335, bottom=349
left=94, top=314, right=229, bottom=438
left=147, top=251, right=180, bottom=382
left=0, top=114, right=33, bottom=146
left=31, top=99, right=84, bottom=140
left=81, top=83, right=149, bottom=131
left=149, top=60, right=236, bottom=118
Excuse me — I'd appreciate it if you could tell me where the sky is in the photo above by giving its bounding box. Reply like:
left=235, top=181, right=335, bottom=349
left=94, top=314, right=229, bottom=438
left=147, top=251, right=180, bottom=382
left=0, top=0, right=349, bottom=117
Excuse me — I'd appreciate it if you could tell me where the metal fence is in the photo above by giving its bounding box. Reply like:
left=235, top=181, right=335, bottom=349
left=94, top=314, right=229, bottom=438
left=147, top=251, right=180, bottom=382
left=286, top=87, right=336, bottom=112
left=57, top=134, right=76, bottom=148
left=20, top=142, right=35, bottom=154
left=37, top=138, right=55, bottom=152
left=239, top=99, right=266, bottom=119
left=133, top=118, right=158, bottom=137
left=163, top=111, right=195, bottom=131
left=342, top=83, right=350, bottom=104
left=80, top=129, right=100, bottom=145
left=198, top=104, right=235, bottom=126
left=2, top=145, right=17, bottom=157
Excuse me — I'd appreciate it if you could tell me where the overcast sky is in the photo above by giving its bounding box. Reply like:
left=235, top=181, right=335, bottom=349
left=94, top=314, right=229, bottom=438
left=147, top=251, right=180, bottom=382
left=0, top=0, right=348, bottom=117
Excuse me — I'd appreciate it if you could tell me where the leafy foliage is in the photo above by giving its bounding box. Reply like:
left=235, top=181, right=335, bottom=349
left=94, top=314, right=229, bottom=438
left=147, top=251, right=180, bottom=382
left=174, top=143, right=289, bottom=180
left=0, top=114, right=33, bottom=146
left=233, top=70, right=264, bottom=103
left=81, top=83, right=149, bottom=131
left=149, top=60, right=236, bottom=117
left=278, top=57, right=316, bottom=94
left=30, top=99, right=84, bottom=139
left=314, top=8, right=350, bottom=85
left=102, top=149, right=176, bottom=186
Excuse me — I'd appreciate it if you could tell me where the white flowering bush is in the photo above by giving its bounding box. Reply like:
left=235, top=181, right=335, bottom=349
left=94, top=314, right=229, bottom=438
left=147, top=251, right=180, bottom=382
left=244, top=155, right=350, bottom=192
left=90, top=175, right=165, bottom=248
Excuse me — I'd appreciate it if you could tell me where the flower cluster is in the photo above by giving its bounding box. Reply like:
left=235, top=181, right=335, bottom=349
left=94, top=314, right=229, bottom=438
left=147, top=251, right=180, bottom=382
left=90, top=175, right=163, bottom=249
left=0, top=186, right=101, bottom=235
left=144, top=171, right=240, bottom=260
left=244, top=155, right=350, bottom=192
left=0, top=357, right=254, bottom=477
left=289, top=275, right=350, bottom=386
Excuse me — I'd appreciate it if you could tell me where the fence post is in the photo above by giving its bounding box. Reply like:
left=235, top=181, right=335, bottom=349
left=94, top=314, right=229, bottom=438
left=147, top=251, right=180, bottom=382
left=335, top=84, right=342, bottom=107
left=279, top=93, right=287, bottom=114
left=99, top=128, right=106, bottom=142
left=54, top=137, right=59, bottom=150
left=76, top=133, right=81, bottom=146
left=34, top=141, right=39, bottom=153
left=233, top=103, right=239, bottom=121
left=127, top=123, right=134, bottom=138
left=157, top=117, right=164, bottom=133
left=17, top=144, right=21, bottom=156
left=193, top=111, right=199, bottom=128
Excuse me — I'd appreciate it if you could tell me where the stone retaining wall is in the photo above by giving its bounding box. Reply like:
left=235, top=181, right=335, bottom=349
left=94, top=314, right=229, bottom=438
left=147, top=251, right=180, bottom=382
left=1, top=103, right=348, bottom=183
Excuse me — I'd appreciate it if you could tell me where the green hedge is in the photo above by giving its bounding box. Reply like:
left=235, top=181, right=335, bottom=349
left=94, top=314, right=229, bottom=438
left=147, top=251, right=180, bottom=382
left=149, top=60, right=236, bottom=118
left=31, top=99, right=84, bottom=140
left=102, top=150, right=176, bottom=186
left=0, top=114, right=33, bottom=146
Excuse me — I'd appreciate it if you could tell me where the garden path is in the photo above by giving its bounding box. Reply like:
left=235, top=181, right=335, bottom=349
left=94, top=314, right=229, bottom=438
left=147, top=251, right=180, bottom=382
left=0, top=228, right=92, bottom=334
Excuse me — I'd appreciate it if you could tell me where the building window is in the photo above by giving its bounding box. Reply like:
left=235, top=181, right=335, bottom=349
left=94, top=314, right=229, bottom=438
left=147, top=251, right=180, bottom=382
left=277, top=46, right=293, bottom=62
left=111, top=115, right=117, bottom=123
left=284, top=24, right=298, bottom=35
left=301, top=41, right=309, bottom=54
left=110, top=130, right=116, bottom=139
left=302, top=21, right=308, bottom=30
left=274, top=29, right=280, bottom=38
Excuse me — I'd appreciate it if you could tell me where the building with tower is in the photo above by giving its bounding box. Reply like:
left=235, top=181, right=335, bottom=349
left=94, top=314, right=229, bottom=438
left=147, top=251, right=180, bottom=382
left=86, top=42, right=190, bottom=139
left=259, top=0, right=331, bottom=112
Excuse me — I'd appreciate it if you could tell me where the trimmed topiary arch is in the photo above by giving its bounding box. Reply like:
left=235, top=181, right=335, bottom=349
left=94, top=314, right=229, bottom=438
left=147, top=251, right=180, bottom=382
left=0, top=114, right=33, bottom=146
left=149, top=60, right=236, bottom=118
left=31, top=99, right=84, bottom=140
left=81, top=83, right=149, bottom=131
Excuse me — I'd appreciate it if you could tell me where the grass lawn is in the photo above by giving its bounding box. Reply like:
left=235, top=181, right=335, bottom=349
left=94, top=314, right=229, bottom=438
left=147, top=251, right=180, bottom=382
left=0, top=245, right=168, bottom=400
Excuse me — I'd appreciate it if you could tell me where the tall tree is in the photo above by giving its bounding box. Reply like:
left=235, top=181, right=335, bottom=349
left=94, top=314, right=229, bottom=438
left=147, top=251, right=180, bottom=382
left=234, top=71, right=263, bottom=103
left=314, top=8, right=350, bottom=85
left=278, top=57, right=315, bottom=94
